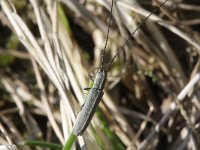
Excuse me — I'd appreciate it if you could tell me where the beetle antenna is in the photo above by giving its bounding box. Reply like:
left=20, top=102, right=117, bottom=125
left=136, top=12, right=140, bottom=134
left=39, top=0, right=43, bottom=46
left=100, top=0, right=114, bottom=69
left=106, top=0, right=169, bottom=71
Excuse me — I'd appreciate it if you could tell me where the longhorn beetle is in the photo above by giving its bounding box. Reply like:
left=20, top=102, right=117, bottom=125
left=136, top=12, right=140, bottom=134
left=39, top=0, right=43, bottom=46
left=72, top=0, right=169, bottom=136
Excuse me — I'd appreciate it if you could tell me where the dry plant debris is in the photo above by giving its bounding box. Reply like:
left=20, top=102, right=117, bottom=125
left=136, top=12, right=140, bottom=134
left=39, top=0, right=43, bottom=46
left=1, top=0, right=200, bottom=149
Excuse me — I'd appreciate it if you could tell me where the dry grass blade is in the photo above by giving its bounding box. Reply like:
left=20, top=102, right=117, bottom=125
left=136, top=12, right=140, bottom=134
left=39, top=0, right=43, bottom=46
left=1, top=0, right=200, bottom=149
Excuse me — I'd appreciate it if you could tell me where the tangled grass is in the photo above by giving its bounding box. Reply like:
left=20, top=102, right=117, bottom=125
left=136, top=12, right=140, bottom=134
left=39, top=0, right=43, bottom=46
left=1, top=0, right=200, bottom=149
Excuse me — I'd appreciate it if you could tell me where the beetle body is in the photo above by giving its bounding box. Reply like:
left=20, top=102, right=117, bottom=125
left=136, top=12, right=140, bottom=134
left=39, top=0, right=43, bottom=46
left=73, top=69, right=107, bottom=135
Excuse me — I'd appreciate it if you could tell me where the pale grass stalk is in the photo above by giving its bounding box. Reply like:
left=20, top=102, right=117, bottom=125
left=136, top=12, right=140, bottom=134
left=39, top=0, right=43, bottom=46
left=0, top=145, right=17, bottom=150
left=138, top=72, right=200, bottom=149
left=57, top=21, right=85, bottom=104
left=1, top=78, right=25, bottom=116
left=1, top=78, right=42, bottom=141
left=0, top=48, right=29, bottom=59
left=1, top=115, right=23, bottom=142
left=50, top=34, right=69, bottom=90
left=3, top=0, right=75, bottom=118
left=0, top=122, right=13, bottom=144
left=114, top=0, right=186, bottom=88
left=2, top=0, right=64, bottom=90
left=52, top=0, right=58, bottom=33
left=60, top=99, right=71, bottom=140
left=13, top=82, right=44, bottom=110
left=171, top=127, right=198, bottom=150
left=117, top=1, right=200, bottom=52
left=31, top=57, right=64, bottom=143
left=29, top=0, right=56, bottom=72
left=103, top=92, right=133, bottom=146
left=60, top=0, right=107, bottom=33
left=1, top=0, right=76, bottom=143
left=146, top=22, right=186, bottom=85
left=133, top=105, right=154, bottom=147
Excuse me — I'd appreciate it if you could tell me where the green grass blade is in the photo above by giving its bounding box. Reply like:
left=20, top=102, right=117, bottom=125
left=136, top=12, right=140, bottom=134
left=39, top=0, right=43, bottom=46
left=62, top=133, right=77, bottom=150
left=24, top=140, right=63, bottom=150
